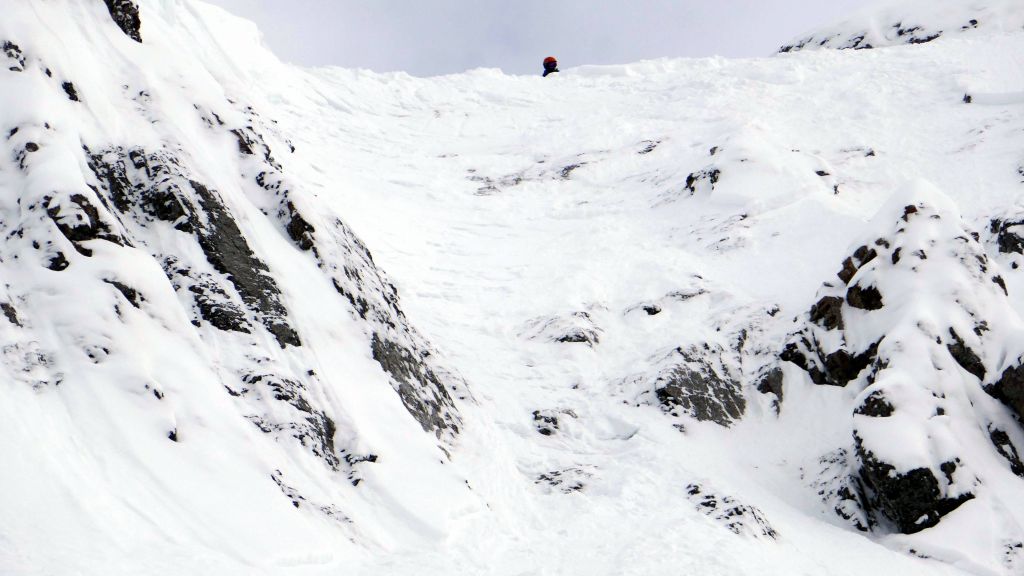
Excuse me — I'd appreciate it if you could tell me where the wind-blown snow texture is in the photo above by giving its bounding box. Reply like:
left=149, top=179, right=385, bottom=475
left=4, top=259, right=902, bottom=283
left=1, top=1, right=1023, bottom=575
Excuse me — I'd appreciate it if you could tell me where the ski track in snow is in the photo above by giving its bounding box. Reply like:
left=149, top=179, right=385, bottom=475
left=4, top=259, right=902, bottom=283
left=1, top=1, right=1024, bottom=574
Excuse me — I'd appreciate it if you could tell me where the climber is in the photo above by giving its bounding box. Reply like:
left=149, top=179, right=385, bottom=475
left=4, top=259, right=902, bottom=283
left=542, top=56, right=559, bottom=77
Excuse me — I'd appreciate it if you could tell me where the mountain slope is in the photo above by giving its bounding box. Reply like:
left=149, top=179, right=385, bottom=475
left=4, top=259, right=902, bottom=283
left=2, top=1, right=1024, bottom=575
left=780, top=0, right=1024, bottom=52
left=0, top=1, right=473, bottom=572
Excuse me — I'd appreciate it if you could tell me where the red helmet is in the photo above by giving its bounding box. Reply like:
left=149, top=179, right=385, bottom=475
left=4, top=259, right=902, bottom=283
left=543, top=56, right=557, bottom=65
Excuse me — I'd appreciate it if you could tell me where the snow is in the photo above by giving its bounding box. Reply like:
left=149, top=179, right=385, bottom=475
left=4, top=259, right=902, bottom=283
left=1, top=0, right=1024, bottom=575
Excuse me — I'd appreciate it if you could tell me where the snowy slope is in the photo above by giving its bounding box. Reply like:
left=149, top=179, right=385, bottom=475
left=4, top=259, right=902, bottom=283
left=2, top=1, right=1024, bottom=575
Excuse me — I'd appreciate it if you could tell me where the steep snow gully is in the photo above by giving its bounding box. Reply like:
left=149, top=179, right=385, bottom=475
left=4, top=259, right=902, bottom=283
left=1, top=1, right=1023, bottom=574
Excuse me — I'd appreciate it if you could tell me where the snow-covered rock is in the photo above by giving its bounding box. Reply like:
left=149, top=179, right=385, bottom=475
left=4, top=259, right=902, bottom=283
left=781, top=0, right=1024, bottom=52
left=782, top=182, right=1024, bottom=534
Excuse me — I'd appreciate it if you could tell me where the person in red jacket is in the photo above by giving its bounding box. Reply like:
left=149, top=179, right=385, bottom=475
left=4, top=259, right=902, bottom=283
left=542, top=56, right=559, bottom=77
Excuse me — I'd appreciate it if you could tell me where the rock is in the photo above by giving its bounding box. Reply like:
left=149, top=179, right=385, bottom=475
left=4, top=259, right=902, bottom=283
left=187, top=280, right=251, bottom=334
left=756, top=366, right=784, bottom=401
left=536, top=467, right=592, bottom=494
left=242, top=373, right=339, bottom=469
left=524, top=311, right=602, bottom=346
left=0, top=302, right=21, bottom=326
left=991, top=218, right=1024, bottom=255
left=46, top=193, right=123, bottom=255
left=62, top=81, right=79, bottom=102
left=846, top=283, right=884, bottom=310
left=371, top=334, right=459, bottom=438
left=684, top=167, right=721, bottom=195
left=104, top=279, right=141, bottom=308
left=189, top=181, right=300, bottom=348
left=532, top=408, right=576, bottom=436
left=856, top=440, right=973, bottom=534
left=102, top=0, right=142, bottom=43
left=3, top=41, right=25, bottom=71
left=532, top=410, right=559, bottom=436
left=560, top=163, right=583, bottom=179
left=47, top=252, right=69, bottom=271
left=809, top=295, right=844, bottom=330
left=838, top=245, right=879, bottom=285
left=642, top=304, right=662, bottom=316
left=989, top=428, right=1024, bottom=477
left=782, top=338, right=878, bottom=388
left=283, top=200, right=315, bottom=251
left=854, top=390, right=894, bottom=417
left=987, top=361, right=1024, bottom=421
left=946, top=328, right=985, bottom=381
left=808, top=449, right=873, bottom=532
left=686, top=484, right=778, bottom=539
left=654, top=347, right=745, bottom=426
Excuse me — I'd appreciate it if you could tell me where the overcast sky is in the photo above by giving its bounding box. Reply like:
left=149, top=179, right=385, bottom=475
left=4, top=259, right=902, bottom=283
left=203, top=0, right=872, bottom=77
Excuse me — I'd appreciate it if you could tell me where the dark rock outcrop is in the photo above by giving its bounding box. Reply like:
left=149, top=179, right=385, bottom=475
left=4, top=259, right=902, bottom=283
left=855, top=441, right=973, bottom=534
left=987, top=361, right=1024, bottom=421
left=1, top=302, right=21, bottom=326
left=87, top=148, right=300, bottom=348
left=102, top=0, right=143, bottom=43
left=756, top=367, right=784, bottom=402
left=653, top=347, right=745, bottom=426
left=810, top=295, right=844, bottom=330
left=846, top=283, right=884, bottom=311
left=371, top=334, right=459, bottom=437
left=3, top=41, right=26, bottom=72
left=684, top=167, right=721, bottom=195
left=947, top=328, right=985, bottom=381
left=781, top=337, right=878, bottom=387
left=838, top=245, right=878, bottom=284
left=991, top=218, right=1024, bottom=255
left=46, top=193, right=123, bottom=255
left=189, top=180, right=300, bottom=348
left=990, top=428, right=1024, bottom=477
left=854, top=390, right=894, bottom=418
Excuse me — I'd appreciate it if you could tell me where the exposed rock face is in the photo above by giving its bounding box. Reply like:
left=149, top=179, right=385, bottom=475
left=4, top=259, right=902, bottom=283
left=648, top=345, right=745, bottom=426
left=988, top=361, right=1024, bottom=421
left=991, top=218, right=1024, bottom=255
left=84, top=102, right=462, bottom=443
left=102, top=0, right=142, bottom=43
left=782, top=183, right=1024, bottom=534
left=371, top=334, right=459, bottom=437
left=855, top=442, right=973, bottom=534
left=87, top=148, right=300, bottom=348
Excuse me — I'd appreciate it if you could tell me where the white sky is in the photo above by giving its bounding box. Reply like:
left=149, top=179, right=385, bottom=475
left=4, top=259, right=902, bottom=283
left=202, top=0, right=872, bottom=76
